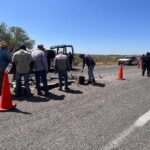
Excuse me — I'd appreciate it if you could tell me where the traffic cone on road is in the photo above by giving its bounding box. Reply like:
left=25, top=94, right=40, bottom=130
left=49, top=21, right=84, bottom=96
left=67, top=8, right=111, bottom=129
left=117, top=64, right=124, bottom=80
left=0, top=73, right=16, bottom=111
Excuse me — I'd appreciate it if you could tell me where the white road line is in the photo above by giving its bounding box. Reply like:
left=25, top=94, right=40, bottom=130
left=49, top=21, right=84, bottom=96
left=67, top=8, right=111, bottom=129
left=102, top=109, right=150, bottom=150
left=134, top=110, right=150, bottom=127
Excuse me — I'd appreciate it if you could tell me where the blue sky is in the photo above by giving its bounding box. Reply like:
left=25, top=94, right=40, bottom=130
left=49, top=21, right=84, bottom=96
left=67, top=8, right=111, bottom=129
left=0, top=0, right=150, bottom=54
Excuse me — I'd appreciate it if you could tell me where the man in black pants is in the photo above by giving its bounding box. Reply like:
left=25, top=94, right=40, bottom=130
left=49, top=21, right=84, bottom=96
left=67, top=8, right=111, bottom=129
left=79, top=54, right=96, bottom=84
left=141, top=54, right=147, bottom=76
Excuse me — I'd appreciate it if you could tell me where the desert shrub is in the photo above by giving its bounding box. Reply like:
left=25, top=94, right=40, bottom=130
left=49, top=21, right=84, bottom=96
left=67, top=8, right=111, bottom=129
left=73, top=54, right=122, bottom=66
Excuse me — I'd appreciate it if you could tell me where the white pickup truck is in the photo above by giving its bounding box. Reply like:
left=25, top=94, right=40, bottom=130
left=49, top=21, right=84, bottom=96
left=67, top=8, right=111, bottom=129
left=118, top=56, right=138, bottom=65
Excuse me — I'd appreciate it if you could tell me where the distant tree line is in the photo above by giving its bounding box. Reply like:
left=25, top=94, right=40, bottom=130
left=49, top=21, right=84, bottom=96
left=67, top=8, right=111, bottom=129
left=0, top=22, right=35, bottom=52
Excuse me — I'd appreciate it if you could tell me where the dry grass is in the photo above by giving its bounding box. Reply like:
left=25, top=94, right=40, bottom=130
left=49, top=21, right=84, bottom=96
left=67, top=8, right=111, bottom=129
left=73, top=54, right=123, bottom=66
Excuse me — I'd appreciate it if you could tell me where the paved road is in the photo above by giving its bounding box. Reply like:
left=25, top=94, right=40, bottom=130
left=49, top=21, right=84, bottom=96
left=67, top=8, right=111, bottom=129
left=1, top=65, right=150, bottom=150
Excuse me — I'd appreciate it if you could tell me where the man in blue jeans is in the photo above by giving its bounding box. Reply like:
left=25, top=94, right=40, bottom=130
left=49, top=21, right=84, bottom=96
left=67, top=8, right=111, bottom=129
left=32, top=45, right=49, bottom=96
left=12, top=45, right=33, bottom=97
left=79, top=54, right=96, bottom=84
left=54, top=51, right=70, bottom=91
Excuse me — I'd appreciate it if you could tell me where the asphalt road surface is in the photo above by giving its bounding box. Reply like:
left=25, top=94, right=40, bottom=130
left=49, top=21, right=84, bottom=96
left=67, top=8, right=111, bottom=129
left=1, top=65, right=150, bottom=150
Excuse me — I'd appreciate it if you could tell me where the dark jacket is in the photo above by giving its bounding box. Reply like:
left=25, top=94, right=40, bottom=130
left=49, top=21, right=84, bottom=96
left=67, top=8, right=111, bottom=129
left=0, top=48, right=11, bottom=71
left=83, top=55, right=95, bottom=68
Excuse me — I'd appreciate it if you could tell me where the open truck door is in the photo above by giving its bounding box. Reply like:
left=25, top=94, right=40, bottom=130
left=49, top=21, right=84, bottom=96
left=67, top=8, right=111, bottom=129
left=46, top=44, right=74, bottom=71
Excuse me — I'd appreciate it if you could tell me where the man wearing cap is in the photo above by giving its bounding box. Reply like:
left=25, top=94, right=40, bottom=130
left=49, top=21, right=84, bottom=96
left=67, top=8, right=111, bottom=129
left=0, top=41, right=11, bottom=95
left=32, top=45, right=49, bottom=96
left=79, top=54, right=96, bottom=84
left=12, top=45, right=33, bottom=97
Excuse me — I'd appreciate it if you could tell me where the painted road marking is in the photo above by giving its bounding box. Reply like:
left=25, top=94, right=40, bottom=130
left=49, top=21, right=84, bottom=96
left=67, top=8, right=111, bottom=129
left=134, top=110, right=150, bottom=127
left=102, top=110, right=150, bottom=150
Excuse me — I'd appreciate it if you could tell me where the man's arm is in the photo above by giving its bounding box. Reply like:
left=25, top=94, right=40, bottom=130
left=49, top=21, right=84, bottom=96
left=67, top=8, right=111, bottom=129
left=54, top=57, right=58, bottom=73
left=41, top=53, right=48, bottom=72
left=81, top=58, right=85, bottom=72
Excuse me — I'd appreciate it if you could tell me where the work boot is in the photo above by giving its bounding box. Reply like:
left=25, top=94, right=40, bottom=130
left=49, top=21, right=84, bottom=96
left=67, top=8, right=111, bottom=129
left=58, top=87, right=62, bottom=91
left=37, top=92, right=42, bottom=95
left=44, top=92, right=50, bottom=96
left=87, top=81, right=92, bottom=84
left=92, top=80, right=96, bottom=85
left=65, top=87, right=70, bottom=91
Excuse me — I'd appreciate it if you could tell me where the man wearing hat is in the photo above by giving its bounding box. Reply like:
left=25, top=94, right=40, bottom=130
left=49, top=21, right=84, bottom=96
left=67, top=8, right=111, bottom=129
left=0, top=41, right=12, bottom=95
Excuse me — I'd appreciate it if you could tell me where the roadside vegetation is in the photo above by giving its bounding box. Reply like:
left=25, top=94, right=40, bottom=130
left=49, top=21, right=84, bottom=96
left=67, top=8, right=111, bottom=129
left=73, top=54, right=123, bottom=66
left=0, top=22, right=123, bottom=66
left=0, top=22, right=35, bottom=51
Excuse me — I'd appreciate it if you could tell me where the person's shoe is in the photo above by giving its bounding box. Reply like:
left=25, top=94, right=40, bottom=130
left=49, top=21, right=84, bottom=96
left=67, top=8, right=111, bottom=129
left=44, top=92, right=50, bottom=96
left=37, top=92, right=42, bottom=96
left=26, top=93, right=34, bottom=97
left=58, top=87, right=62, bottom=91
left=92, top=79, right=96, bottom=84
left=92, top=81, right=96, bottom=85
left=64, top=87, right=70, bottom=91
left=16, top=94, right=22, bottom=98
left=87, top=81, right=92, bottom=84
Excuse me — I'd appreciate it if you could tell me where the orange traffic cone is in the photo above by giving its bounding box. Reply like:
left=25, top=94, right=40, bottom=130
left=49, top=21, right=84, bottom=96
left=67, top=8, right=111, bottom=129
left=0, top=73, right=16, bottom=111
left=117, top=64, right=124, bottom=80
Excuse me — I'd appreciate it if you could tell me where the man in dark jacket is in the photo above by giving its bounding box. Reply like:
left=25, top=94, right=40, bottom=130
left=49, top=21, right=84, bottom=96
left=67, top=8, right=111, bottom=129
left=79, top=54, right=96, bottom=84
left=0, top=41, right=11, bottom=95
left=146, top=52, right=150, bottom=77
left=141, top=54, right=147, bottom=76
left=68, top=52, right=74, bottom=70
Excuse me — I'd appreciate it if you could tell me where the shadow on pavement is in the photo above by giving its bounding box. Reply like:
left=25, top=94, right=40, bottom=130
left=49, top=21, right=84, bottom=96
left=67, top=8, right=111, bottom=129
left=44, top=93, right=65, bottom=101
left=64, top=89, right=83, bottom=94
left=12, top=93, right=65, bottom=102
left=92, top=82, right=106, bottom=87
left=26, top=93, right=65, bottom=102
left=10, top=108, right=32, bottom=115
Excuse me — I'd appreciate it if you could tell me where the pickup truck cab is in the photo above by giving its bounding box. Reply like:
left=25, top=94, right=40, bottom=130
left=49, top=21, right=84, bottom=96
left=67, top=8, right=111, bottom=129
left=118, top=56, right=138, bottom=65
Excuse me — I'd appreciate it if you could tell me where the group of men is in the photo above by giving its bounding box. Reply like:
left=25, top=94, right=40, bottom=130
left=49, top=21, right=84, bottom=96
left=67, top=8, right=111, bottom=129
left=0, top=41, right=96, bottom=98
left=141, top=52, right=150, bottom=77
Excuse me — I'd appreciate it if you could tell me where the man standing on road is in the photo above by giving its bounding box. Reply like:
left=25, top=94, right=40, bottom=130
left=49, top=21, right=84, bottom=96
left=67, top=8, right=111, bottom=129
left=146, top=52, right=150, bottom=77
left=0, top=41, right=11, bottom=95
left=32, top=45, right=49, bottom=96
left=12, top=45, right=33, bottom=97
left=79, top=54, right=96, bottom=84
left=54, top=51, right=70, bottom=91
left=141, top=54, right=147, bottom=76
left=68, top=52, right=74, bottom=70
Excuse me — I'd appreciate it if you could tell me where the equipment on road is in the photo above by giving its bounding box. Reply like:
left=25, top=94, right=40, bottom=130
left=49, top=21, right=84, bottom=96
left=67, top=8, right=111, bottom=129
left=117, top=64, right=124, bottom=80
left=0, top=73, right=16, bottom=111
left=78, top=76, right=85, bottom=85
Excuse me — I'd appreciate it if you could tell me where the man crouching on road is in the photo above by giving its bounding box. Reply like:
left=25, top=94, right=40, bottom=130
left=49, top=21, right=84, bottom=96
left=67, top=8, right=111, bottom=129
left=79, top=54, right=96, bottom=84
left=54, top=51, right=70, bottom=91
